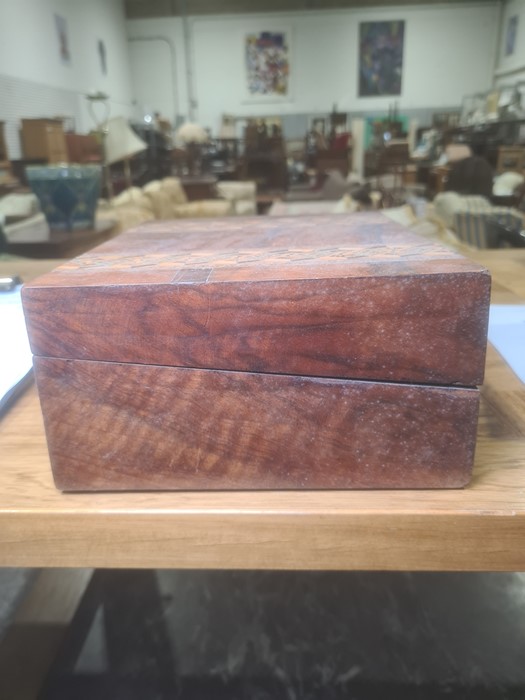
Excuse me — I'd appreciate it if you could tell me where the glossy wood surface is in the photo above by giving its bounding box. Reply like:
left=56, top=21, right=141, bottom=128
left=6, top=219, right=116, bottom=259
left=35, top=357, right=478, bottom=491
left=22, top=214, right=490, bottom=386
left=0, top=247, right=524, bottom=571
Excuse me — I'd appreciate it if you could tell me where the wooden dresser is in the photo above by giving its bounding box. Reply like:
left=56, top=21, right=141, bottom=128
left=20, top=119, right=68, bottom=164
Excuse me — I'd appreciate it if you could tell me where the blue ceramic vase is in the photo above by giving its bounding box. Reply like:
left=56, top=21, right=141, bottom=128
left=26, top=165, right=102, bottom=232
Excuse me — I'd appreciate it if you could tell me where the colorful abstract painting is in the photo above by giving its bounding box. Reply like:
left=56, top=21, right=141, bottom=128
left=359, top=21, right=405, bottom=97
left=245, top=31, right=290, bottom=97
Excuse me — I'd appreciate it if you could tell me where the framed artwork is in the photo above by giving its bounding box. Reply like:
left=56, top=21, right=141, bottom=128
left=245, top=31, right=290, bottom=100
left=54, top=14, right=71, bottom=65
left=505, top=15, right=519, bottom=56
left=98, top=39, right=107, bottom=75
left=359, top=21, right=405, bottom=97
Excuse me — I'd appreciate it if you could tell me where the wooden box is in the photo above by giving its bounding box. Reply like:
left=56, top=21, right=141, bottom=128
left=22, top=214, right=490, bottom=491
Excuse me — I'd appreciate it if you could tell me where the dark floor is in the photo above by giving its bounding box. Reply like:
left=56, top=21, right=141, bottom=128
left=38, top=570, right=525, bottom=699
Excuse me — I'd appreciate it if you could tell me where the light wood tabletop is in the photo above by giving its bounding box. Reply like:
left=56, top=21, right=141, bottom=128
left=0, top=248, right=524, bottom=572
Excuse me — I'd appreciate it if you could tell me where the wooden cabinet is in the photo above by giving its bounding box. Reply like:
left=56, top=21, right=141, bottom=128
left=0, top=120, right=7, bottom=178
left=0, top=121, right=7, bottom=161
left=181, top=175, right=218, bottom=201
left=0, top=120, right=14, bottom=185
left=65, top=133, right=102, bottom=164
left=21, top=119, right=68, bottom=164
left=427, top=165, right=450, bottom=198
left=242, top=149, right=288, bottom=192
left=315, top=148, right=351, bottom=177
left=243, top=127, right=288, bottom=192
left=445, top=120, right=525, bottom=170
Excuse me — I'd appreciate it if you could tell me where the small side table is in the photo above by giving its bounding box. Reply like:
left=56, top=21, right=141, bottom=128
left=181, top=175, right=218, bottom=201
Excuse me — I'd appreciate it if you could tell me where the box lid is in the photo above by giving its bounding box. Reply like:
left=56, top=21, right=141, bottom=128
left=22, top=213, right=490, bottom=386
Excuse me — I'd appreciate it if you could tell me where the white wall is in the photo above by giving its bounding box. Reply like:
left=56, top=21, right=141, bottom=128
left=0, top=0, right=134, bottom=157
left=494, top=0, right=525, bottom=85
left=127, top=18, right=189, bottom=126
left=127, top=2, right=499, bottom=134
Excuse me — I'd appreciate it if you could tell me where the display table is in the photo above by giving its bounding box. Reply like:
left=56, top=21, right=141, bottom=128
left=180, top=175, right=218, bottom=201
left=0, top=248, right=524, bottom=571
left=5, top=219, right=116, bottom=259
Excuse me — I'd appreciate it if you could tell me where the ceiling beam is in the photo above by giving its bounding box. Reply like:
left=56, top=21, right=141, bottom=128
left=124, top=0, right=496, bottom=20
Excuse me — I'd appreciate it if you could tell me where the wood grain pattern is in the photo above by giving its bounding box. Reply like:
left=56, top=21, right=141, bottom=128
left=0, top=341, right=523, bottom=570
left=34, top=357, right=479, bottom=491
left=22, top=214, right=490, bottom=386
left=0, top=251, right=523, bottom=572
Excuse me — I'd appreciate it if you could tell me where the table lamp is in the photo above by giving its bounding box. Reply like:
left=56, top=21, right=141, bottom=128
left=219, top=115, right=236, bottom=139
left=86, top=91, right=111, bottom=196
left=175, top=121, right=208, bottom=176
left=104, top=116, right=147, bottom=192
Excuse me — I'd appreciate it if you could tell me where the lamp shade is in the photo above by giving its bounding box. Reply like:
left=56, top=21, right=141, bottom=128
left=175, top=121, right=208, bottom=145
left=219, top=115, right=236, bottom=139
left=104, top=117, right=147, bottom=165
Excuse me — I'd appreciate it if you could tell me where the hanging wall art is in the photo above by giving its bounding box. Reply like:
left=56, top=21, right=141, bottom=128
left=54, top=14, right=71, bottom=66
left=98, top=39, right=108, bottom=76
left=505, top=15, right=519, bottom=56
left=359, top=21, right=405, bottom=97
left=245, top=31, right=290, bottom=99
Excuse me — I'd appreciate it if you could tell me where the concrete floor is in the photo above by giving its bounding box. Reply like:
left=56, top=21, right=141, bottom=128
left=0, top=568, right=35, bottom=638
left=25, top=569, right=525, bottom=699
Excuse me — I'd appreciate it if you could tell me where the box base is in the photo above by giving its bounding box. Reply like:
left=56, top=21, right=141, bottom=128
left=34, top=357, right=480, bottom=491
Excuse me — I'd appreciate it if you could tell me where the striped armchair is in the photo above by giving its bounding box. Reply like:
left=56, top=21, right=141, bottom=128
left=434, top=193, right=524, bottom=248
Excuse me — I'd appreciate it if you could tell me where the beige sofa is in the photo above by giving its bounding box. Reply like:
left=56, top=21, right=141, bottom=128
left=216, top=180, right=257, bottom=216
left=97, top=177, right=255, bottom=235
